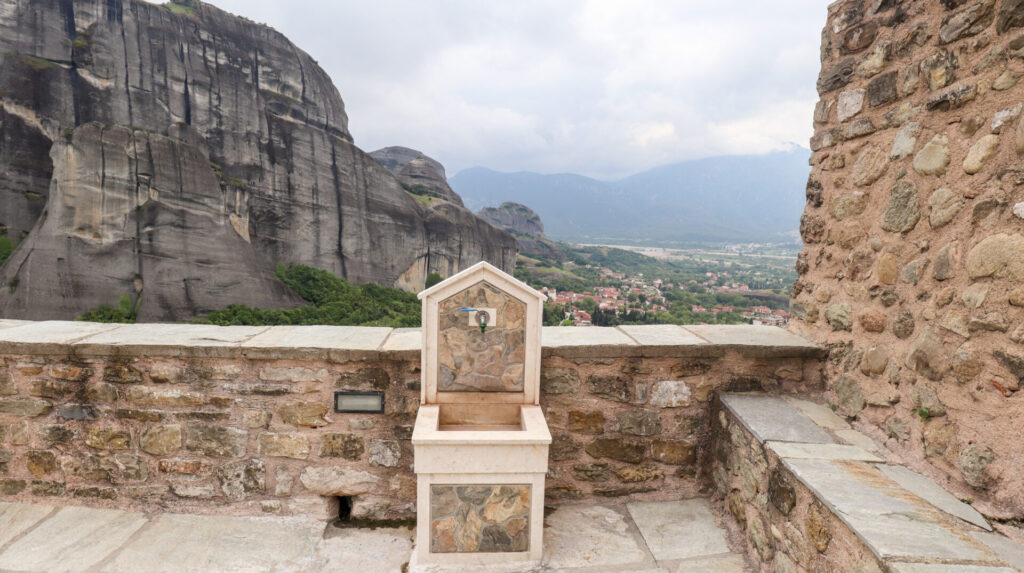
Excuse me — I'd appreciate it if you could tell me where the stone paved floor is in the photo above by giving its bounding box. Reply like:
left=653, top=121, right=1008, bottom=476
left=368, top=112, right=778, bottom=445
left=0, top=499, right=748, bottom=573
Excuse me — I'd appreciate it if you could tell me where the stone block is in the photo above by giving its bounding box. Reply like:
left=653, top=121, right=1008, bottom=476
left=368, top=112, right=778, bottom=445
left=25, top=450, right=57, bottom=475
left=85, top=427, right=131, bottom=451
left=127, top=386, right=207, bottom=408
left=720, top=394, right=834, bottom=444
left=103, top=364, right=143, bottom=384
left=319, top=433, right=364, bottom=459
left=258, top=432, right=309, bottom=460
left=278, top=401, right=329, bottom=427
left=0, top=397, right=51, bottom=417
left=568, top=410, right=604, bottom=434
left=614, top=409, right=661, bottom=436
left=216, top=459, right=265, bottom=501
left=299, top=466, right=378, bottom=496
left=369, top=439, right=400, bottom=467
left=185, top=426, right=247, bottom=458
left=649, top=380, right=691, bottom=407
left=141, top=425, right=182, bottom=456
left=585, top=438, right=646, bottom=463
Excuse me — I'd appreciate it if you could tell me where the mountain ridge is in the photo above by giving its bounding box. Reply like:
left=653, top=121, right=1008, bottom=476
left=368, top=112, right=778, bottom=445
left=450, top=149, right=811, bottom=244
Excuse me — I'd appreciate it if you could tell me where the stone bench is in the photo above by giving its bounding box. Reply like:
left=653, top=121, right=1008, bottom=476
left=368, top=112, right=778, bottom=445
left=714, top=393, right=1024, bottom=572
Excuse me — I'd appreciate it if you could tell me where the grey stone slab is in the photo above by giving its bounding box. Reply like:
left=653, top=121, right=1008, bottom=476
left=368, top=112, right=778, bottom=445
left=879, top=465, right=991, bottom=531
left=721, top=394, right=835, bottom=444
left=783, top=396, right=851, bottom=430
left=888, top=564, right=1016, bottom=573
left=541, top=326, right=640, bottom=358
left=542, top=326, right=638, bottom=348
left=835, top=428, right=884, bottom=454
left=618, top=324, right=708, bottom=346
left=241, top=325, right=392, bottom=360
left=683, top=325, right=819, bottom=356
left=676, top=554, right=747, bottom=572
left=315, top=527, right=413, bottom=573
left=0, top=320, right=120, bottom=354
left=767, top=442, right=882, bottom=462
left=381, top=327, right=422, bottom=353
left=0, top=506, right=149, bottom=573
left=101, top=513, right=324, bottom=573
left=627, top=499, right=730, bottom=561
left=782, top=458, right=995, bottom=562
left=0, top=502, right=54, bottom=548
left=74, top=323, right=268, bottom=357
left=541, top=505, right=648, bottom=569
left=971, top=531, right=1024, bottom=571
left=0, top=319, right=31, bottom=331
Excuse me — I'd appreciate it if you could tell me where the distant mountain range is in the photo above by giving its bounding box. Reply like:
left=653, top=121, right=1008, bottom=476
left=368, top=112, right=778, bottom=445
left=449, top=149, right=811, bottom=244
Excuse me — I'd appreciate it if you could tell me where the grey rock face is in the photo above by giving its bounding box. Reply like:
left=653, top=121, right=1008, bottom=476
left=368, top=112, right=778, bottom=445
left=477, top=202, right=567, bottom=262
left=0, top=0, right=516, bottom=320
left=369, top=146, right=465, bottom=206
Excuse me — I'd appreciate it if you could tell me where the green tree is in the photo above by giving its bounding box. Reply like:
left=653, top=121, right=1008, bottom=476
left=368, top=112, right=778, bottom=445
left=425, top=272, right=443, bottom=289
left=76, top=295, right=138, bottom=323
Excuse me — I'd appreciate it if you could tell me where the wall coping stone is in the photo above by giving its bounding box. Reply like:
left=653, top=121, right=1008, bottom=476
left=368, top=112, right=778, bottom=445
left=0, top=320, right=822, bottom=361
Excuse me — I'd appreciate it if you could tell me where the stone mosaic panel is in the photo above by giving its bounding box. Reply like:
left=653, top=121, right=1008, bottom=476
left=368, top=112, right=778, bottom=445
left=437, top=281, right=526, bottom=392
left=429, top=484, right=530, bottom=553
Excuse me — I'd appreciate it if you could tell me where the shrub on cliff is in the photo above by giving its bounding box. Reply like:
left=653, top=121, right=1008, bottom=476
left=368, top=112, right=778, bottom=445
left=203, top=264, right=421, bottom=327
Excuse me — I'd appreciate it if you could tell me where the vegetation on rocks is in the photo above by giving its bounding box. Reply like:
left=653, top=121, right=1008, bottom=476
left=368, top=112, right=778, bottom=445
left=0, top=237, right=12, bottom=266
left=203, top=264, right=421, bottom=327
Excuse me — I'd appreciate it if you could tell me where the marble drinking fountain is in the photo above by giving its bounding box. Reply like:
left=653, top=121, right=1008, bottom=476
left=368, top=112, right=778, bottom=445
left=411, top=261, right=551, bottom=569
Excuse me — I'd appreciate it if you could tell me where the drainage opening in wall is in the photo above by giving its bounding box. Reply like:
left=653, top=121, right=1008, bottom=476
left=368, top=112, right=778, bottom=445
left=337, top=496, right=352, bottom=521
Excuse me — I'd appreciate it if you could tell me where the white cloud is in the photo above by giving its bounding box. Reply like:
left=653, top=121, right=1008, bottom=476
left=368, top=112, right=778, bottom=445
left=203, top=0, right=832, bottom=179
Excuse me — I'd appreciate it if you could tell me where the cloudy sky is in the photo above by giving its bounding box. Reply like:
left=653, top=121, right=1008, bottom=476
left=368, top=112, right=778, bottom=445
left=209, top=0, right=832, bottom=180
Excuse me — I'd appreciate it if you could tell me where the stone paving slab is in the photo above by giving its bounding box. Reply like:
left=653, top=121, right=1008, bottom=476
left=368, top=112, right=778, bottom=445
left=73, top=323, right=269, bottom=357
left=542, top=326, right=638, bottom=348
left=0, top=319, right=31, bottom=330
left=541, top=505, right=649, bottom=569
left=242, top=325, right=393, bottom=360
left=971, top=531, right=1024, bottom=571
left=683, top=325, right=819, bottom=355
left=767, top=442, right=883, bottom=462
left=627, top=499, right=730, bottom=561
left=878, top=465, right=991, bottom=531
left=0, top=503, right=53, bottom=548
left=618, top=325, right=708, bottom=346
left=887, top=564, right=1016, bottom=573
left=834, top=428, right=883, bottom=454
left=0, top=506, right=148, bottom=573
left=782, top=396, right=850, bottom=430
left=0, top=320, right=120, bottom=354
left=721, top=394, right=835, bottom=444
left=381, top=327, right=423, bottom=353
left=781, top=458, right=996, bottom=563
left=675, top=554, right=747, bottom=572
left=315, top=527, right=413, bottom=573
left=100, top=513, right=325, bottom=573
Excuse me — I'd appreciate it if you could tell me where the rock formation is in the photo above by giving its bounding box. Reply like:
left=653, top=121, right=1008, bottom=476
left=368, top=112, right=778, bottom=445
left=477, top=202, right=567, bottom=262
left=0, top=0, right=516, bottom=320
left=369, top=146, right=464, bottom=206
left=793, top=0, right=1024, bottom=517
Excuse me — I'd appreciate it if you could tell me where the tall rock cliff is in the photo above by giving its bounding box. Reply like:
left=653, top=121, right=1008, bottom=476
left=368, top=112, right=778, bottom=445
left=0, top=0, right=516, bottom=320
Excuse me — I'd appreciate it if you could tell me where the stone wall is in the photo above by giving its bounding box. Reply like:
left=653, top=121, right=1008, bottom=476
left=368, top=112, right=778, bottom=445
left=793, top=0, right=1024, bottom=518
left=0, top=321, right=820, bottom=521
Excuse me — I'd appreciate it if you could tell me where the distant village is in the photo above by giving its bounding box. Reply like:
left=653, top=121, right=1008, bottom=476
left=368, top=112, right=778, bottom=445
left=538, top=265, right=790, bottom=327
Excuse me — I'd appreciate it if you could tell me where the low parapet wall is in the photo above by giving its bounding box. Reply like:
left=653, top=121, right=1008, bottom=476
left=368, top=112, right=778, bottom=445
left=0, top=321, right=821, bottom=521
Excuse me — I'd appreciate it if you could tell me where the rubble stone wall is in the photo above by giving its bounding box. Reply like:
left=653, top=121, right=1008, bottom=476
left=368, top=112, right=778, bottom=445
left=0, top=322, right=821, bottom=521
left=793, top=0, right=1024, bottom=518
